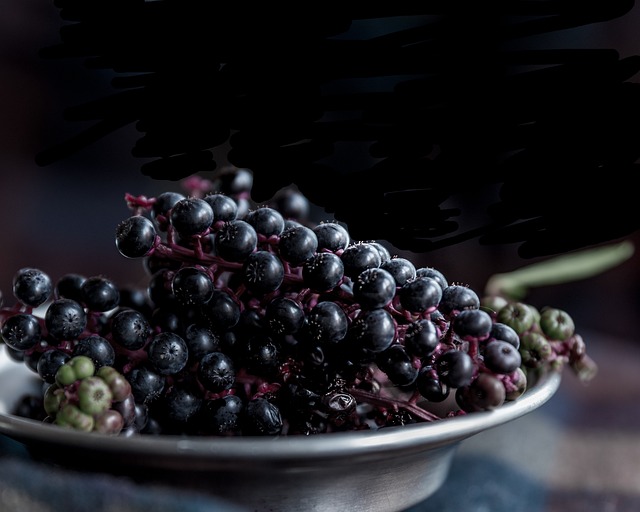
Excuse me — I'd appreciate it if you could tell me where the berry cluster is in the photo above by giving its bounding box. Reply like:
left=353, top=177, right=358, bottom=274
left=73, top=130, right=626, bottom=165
left=0, top=168, right=597, bottom=436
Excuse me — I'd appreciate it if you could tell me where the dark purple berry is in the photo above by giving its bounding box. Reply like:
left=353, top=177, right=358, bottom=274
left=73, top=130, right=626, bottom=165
left=198, top=351, right=236, bottom=393
left=203, top=193, right=238, bottom=222
left=45, top=298, right=87, bottom=341
left=116, top=215, right=157, bottom=258
left=313, top=222, right=350, bottom=252
left=302, top=252, right=344, bottom=292
left=435, top=349, right=474, bottom=388
left=1, top=313, right=41, bottom=351
left=110, top=308, right=152, bottom=350
left=242, top=250, right=285, bottom=294
left=13, top=268, right=53, bottom=308
left=242, top=397, right=283, bottom=436
left=340, top=243, right=381, bottom=279
left=245, top=207, right=285, bottom=238
left=381, top=257, right=416, bottom=287
left=170, top=197, right=214, bottom=237
left=456, top=373, right=506, bottom=412
left=278, top=224, right=318, bottom=266
left=483, top=340, right=522, bottom=374
left=171, top=266, right=214, bottom=305
left=81, top=275, right=120, bottom=312
left=403, top=319, right=439, bottom=358
left=72, top=334, right=115, bottom=368
left=147, top=332, right=189, bottom=375
left=398, top=277, right=442, bottom=314
left=214, top=220, right=258, bottom=262
left=438, top=284, right=480, bottom=320
left=452, top=309, right=493, bottom=341
left=490, top=322, right=520, bottom=349
left=353, top=267, right=397, bottom=309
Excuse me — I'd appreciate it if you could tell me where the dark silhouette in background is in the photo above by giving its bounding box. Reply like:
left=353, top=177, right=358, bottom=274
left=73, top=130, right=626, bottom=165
left=34, top=1, right=640, bottom=259
left=1, top=1, right=639, bottom=340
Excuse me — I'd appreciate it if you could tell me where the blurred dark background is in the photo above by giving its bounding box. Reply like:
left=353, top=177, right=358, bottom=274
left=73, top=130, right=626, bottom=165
left=0, top=0, right=639, bottom=344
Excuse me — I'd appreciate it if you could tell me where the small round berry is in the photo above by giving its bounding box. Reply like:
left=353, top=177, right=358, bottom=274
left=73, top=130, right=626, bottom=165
left=45, top=298, right=87, bottom=341
left=13, top=268, right=53, bottom=308
left=116, top=215, right=157, bottom=258
left=170, top=197, right=214, bottom=237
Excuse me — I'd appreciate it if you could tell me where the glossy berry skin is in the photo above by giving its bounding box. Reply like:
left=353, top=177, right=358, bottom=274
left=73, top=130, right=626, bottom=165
left=151, top=191, right=185, bottom=230
left=264, top=297, right=305, bottom=336
left=376, top=344, right=419, bottom=387
left=200, top=394, right=244, bottom=435
left=214, top=220, right=258, bottom=262
left=438, top=284, right=480, bottom=320
left=203, top=193, right=238, bottom=222
left=435, top=349, right=474, bottom=388
left=272, top=188, right=310, bottom=221
left=55, top=273, right=87, bottom=302
left=183, top=324, right=220, bottom=362
left=490, top=322, right=520, bottom=349
left=242, top=397, right=283, bottom=436
left=452, top=309, right=493, bottom=341
left=245, top=207, right=285, bottom=238
left=302, top=252, right=344, bottom=292
left=483, top=340, right=522, bottom=374
left=415, top=267, right=448, bottom=292
left=170, top=197, right=214, bottom=237
left=340, top=243, right=381, bottom=279
left=116, top=215, right=157, bottom=258
left=72, top=334, right=116, bottom=368
left=348, top=308, right=396, bottom=354
left=353, top=267, right=397, bottom=310
left=171, top=266, right=214, bottom=305
left=81, top=276, right=120, bottom=312
left=381, top=257, right=416, bottom=287
left=313, top=222, right=350, bottom=252
left=278, top=224, right=318, bottom=266
left=398, top=277, right=442, bottom=314
left=146, top=332, right=189, bottom=375
left=0, top=313, right=41, bottom=351
left=36, top=349, right=71, bottom=383
left=304, top=301, right=349, bottom=343
left=242, top=251, right=285, bottom=294
left=110, top=309, right=152, bottom=350
left=198, top=351, right=236, bottom=393
left=45, top=298, right=87, bottom=341
left=416, top=369, right=450, bottom=402
left=456, top=373, right=506, bottom=412
left=200, top=290, right=241, bottom=331
left=127, top=365, right=165, bottom=404
left=158, top=384, right=203, bottom=432
left=13, top=268, right=53, bottom=308
left=403, top=319, right=440, bottom=358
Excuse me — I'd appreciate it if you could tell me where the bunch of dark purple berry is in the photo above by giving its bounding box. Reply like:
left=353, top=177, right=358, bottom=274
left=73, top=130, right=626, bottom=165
left=0, top=168, right=597, bottom=436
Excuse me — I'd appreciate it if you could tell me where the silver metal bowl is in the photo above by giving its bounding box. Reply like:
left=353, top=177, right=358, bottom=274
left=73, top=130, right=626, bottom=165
left=0, top=348, right=561, bottom=512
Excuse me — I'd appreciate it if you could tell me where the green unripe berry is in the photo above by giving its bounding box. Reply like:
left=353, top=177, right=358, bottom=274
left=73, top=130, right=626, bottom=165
left=539, top=307, right=575, bottom=341
left=56, top=403, right=94, bottom=431
left=480, top=295, right=509, bottom=317
left=519, top=332, right=553, bottom=368
left=496, top=302, right=536, bottom=335
left=55, top=355, right=95, bottom=386
left=78, top=376, right=113, bottom=416
left=43, top=383, right=65, bottom=417
left=97, top=366, right=132, bottom=402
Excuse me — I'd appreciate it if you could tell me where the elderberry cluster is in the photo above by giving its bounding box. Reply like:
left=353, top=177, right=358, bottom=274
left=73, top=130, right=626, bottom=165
left=0, top=168, right=597, bottom=436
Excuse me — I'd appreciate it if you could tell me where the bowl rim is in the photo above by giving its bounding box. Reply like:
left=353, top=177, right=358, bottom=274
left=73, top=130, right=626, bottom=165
left=0, top=347, right=562, bottom=462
